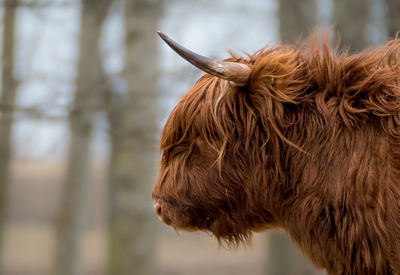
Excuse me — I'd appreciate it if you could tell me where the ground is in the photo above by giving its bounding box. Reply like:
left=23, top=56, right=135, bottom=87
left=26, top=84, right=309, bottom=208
left=2, top=160, right=267, bottom=275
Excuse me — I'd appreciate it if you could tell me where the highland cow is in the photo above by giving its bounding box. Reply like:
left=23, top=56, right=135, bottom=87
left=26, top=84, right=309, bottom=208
left=152, top=31, right=400, bottom=274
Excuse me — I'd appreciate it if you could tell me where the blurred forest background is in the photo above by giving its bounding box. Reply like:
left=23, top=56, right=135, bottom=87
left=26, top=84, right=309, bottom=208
left=0, top=0, right=398, bottom=274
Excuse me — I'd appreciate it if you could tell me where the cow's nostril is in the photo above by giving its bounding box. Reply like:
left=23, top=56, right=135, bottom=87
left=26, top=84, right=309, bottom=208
left=157, top=205, right=162, bottom=216
left=154, top=201, right=162, bottom=220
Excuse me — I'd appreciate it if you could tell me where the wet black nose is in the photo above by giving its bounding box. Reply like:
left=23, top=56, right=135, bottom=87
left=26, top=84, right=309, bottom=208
left=154, top=200, right=162, bottom=221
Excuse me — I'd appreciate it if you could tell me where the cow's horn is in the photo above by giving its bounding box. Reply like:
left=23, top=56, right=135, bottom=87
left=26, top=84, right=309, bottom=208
left=157, top=31, right=251, bottom=86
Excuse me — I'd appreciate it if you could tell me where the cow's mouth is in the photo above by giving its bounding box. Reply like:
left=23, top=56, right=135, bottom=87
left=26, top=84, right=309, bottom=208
left=153, top=199, right=200, bottom=231
left=153, top=199, right=253, bottom=245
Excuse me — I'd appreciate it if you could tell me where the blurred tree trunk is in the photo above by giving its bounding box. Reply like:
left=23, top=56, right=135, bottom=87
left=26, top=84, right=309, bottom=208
left=267, top=1, right=322, bottom=274
left=54, top=1, right=111, bottom=275
left=0, top=1, right=17, bottom=273
left=106, top=0, right=162, bottom=274
left=333, top=0, right=370, bottom=52
left=278, top=0, right=317, bottom=43
left=384, top=0, right=400, bottom=38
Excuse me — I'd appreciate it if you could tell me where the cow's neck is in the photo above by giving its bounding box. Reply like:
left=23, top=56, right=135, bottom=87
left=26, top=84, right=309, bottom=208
left=275, top=123, right=400, bottom=274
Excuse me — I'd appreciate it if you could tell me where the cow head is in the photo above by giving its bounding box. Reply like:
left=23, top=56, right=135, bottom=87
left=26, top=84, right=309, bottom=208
left=152, top=32, right=302, bottom=245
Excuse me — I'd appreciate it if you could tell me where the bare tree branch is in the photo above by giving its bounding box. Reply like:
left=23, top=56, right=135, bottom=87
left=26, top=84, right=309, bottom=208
left=0, top=0, right=75, bottom=8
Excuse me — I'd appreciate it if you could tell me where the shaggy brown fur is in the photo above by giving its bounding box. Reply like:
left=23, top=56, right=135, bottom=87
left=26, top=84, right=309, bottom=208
left=152, top=36, right=400, bottom=274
